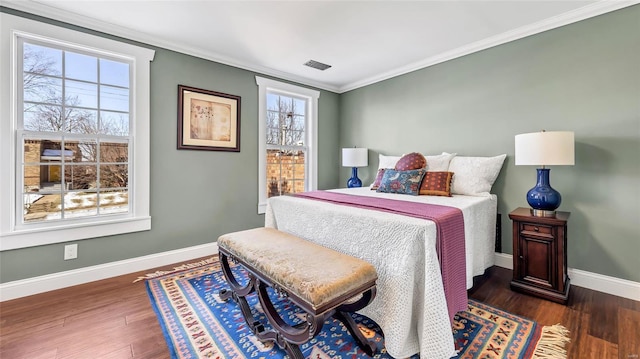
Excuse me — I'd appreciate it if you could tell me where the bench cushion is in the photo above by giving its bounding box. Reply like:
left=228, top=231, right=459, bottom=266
left=218, top=227, right=377, bottom=311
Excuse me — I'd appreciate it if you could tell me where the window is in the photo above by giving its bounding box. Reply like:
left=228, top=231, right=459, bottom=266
left=0, top=13, right=155, bottom=250
left=256, top=77, right=319, bottom=214
left=20, top=42, right=131, bottom=222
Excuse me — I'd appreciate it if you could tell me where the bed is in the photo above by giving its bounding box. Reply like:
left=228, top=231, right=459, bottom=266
left=264, top=187, right=498, bottom=359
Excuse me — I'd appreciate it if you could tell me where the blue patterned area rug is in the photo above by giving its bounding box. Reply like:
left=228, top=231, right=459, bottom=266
left=140, top=257, right=569, bottom=359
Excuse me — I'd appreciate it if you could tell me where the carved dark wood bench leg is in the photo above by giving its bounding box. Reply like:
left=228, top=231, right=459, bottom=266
left=334, top=288, right=377, bottom=356
left=255, top=278, right=325, bottom=359
left=217, top=228, right=380, bottom=358
left=219, top=251, right=312, bottom=356
left=334, top=311, right=376, bottom=356
left=219, top=252, right=254, bottom=299
left=218, top=252, right=267, bottom=338
left=283, top=341, right=304, bottom=359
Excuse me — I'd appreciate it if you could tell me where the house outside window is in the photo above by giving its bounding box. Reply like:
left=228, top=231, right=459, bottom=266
left=0, top=13, right=154, bottom=250
left=256, top=77, right=319, bottom=214
left=20, top=40, right=131, bottom=222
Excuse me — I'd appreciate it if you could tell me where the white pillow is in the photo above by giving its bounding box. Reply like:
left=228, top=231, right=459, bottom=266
left=377, top=154, right=402, bottom=170
left=445, top=153, right=507, bottom=196
left=425, top=153, right=456, bottom=171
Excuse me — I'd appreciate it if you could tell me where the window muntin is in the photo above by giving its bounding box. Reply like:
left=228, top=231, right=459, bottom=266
left=266, top=93, right=307, bottom=198
left=17, top=39, right=132, bottom=227
left=256, top=76, right=319, bottom=214
left=1, top=13, right=154, bottom=250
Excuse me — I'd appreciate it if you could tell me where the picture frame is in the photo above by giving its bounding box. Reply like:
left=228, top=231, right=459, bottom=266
left=177, top=85, right=241, bottom=152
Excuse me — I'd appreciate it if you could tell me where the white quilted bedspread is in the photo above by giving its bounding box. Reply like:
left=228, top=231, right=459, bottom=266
left=264, top=188, right=496, bottom=359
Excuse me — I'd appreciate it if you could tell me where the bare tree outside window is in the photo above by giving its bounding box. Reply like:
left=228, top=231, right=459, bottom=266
left=21, top=42, right=130, bottom=222
left=266, top=95, right=306, bottom=198
left=266, top=97, right=305, bottom=147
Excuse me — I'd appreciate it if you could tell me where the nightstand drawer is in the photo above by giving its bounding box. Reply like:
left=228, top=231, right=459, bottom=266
left=521, top=223, right=553, bottom=239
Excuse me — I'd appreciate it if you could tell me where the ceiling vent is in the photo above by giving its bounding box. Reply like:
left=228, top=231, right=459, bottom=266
left=304, top=60, right=332, bottom=71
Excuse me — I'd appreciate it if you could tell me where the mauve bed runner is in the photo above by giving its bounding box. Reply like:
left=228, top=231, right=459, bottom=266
left=294, top=190, right=468, bottom=322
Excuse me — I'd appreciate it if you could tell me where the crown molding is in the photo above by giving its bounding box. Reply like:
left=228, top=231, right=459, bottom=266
left=338, top=0, right=640, bottom=93
left=0, top=0, right=341, bottom=93
left=2, top=0, right=638, bottom=94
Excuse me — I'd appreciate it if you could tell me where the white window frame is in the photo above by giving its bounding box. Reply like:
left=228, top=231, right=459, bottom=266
left=0, top=13, right=155, bottom=251
left=256, top=76, right=319, bottom=214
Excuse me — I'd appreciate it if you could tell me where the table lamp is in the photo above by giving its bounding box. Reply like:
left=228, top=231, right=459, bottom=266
left=342, top=148, right=368, bottom=188
left=515, top=130, right=575, bottom=217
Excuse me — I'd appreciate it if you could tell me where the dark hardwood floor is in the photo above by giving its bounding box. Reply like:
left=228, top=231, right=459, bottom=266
left=1, top=258, right=638, bottom=359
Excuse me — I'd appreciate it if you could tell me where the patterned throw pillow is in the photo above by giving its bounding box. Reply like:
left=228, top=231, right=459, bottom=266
left=395, top=152, right=427, bottom=171
left=376, top=168, right=426, bottom=196
left=419, top=171, right=454, bottom=196
left=370, top=168, right=386, bottom=190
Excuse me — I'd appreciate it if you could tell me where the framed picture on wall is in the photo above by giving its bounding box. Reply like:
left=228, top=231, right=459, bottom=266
left=177, top=85, right=241, bottom=152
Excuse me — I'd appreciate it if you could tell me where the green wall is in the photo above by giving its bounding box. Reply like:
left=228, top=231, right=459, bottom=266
left=340, top=6, right=640, bottom=282
left=2, top=6, right=638, bottom=285
left=0, top=8, right=341, bottom=283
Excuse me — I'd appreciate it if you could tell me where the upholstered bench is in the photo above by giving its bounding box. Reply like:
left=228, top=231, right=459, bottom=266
left=217, top=227, right=378, bottom=359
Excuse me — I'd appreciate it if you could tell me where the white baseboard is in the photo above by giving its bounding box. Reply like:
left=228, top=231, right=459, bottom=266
left=0, top=243, right=218, bottom=302
left=493, top=252, right=640, bottom=302
left=494, top=252, right=514, bottom=269
left=2, top=248, right=637, bottom=303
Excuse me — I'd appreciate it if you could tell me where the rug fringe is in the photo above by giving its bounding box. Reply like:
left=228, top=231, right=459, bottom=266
left=532, top=324, right=571, bottom=359
left=133, top=257, right=218, bottom=282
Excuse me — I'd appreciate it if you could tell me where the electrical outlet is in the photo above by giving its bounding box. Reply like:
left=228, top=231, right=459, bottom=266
left=64, top=244, right=78, bottom=260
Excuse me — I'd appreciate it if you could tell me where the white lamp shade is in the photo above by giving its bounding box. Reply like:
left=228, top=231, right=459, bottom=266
left=342, top=148, right=368, bottom=167
left=515, top=131, right=575, bottom=166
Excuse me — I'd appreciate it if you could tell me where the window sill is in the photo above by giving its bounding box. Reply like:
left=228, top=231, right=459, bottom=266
left=0, top=216, right=151, bottom=251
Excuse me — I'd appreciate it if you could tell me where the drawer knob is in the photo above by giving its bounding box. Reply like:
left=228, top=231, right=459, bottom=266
left=519, top=255, right=524, bottom=259
left=534, top=226, right=539, bottom=232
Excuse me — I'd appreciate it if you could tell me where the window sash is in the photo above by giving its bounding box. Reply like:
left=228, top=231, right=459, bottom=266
left=15, top=36, right=133, bottom=229
left=265, top=91, right=309, bottom=195
left=0, top=12, right=154, bottom=251
left=16, top=131, right=133, bottom=230
left=266, top=148, right=307, bottom=198
left=19, top=37, right=133, bottom=133
left=256, top=76, right=319, bottom=214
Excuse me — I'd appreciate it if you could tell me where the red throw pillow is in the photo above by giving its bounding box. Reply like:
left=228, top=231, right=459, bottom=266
left=370, top=168, right=386, bottom=190
left=419, top=171, right=454, bottom=196
left=395, top=152, right=427, bottom=171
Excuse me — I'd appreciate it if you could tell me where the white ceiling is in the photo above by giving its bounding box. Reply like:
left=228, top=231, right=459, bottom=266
left=3, top=0, right=638, bottom=93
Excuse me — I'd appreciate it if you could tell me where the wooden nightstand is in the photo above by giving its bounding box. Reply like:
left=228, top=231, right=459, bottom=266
left=509, top=207, right=570, bottom=304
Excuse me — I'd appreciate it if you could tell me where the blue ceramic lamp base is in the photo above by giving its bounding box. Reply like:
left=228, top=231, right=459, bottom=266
left=346, top=167, right=362, bottom=188
left=527, top=168, right=561, bottom=217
